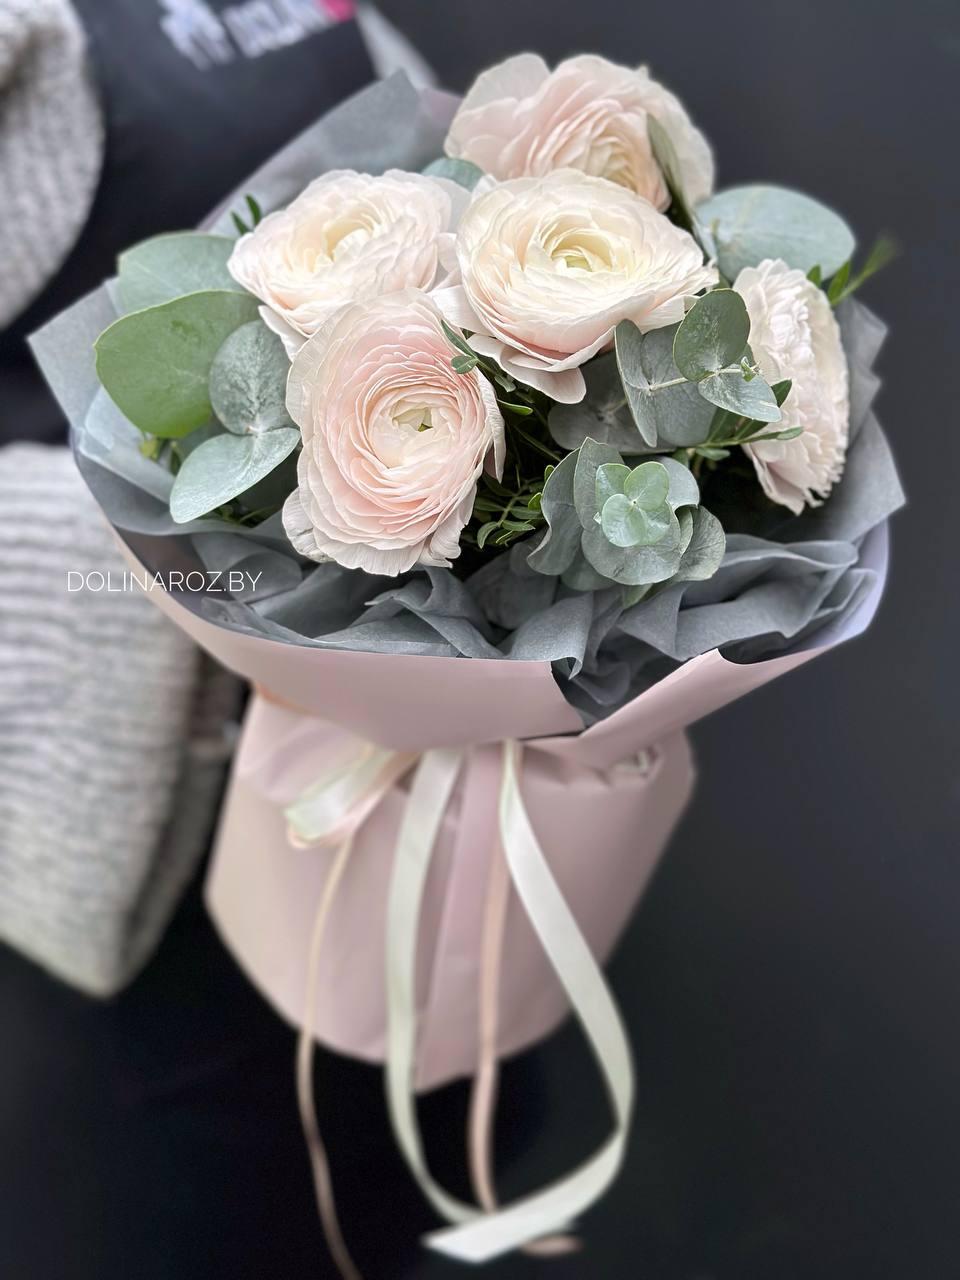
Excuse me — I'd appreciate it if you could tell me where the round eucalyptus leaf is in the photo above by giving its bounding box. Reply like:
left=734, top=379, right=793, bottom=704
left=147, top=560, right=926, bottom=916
left=573, top=438, right=623, bottom=529
left=169, top=427, right=299, bottom=523
left=622, top=582, right=653, bottom=609
left=677, top=505, right=696, bottom=558
left=696, top=370, right=782, bottom=421
left=595, top=462, right=630, bottom=508
left=561, top=550, right=610, bottom=592
left=582, top=515, right=683, bottom=586
left=526, top=450, right=581, bottom=576
left=671, top=506, right=726, bottom=583
left=209, top=321, right=294, bottom=435
left=550, top=351, right=654, bottom=452
left=422, top=157, right=484, bottom=190
left=659, top=456, right=700, bottom=511
left=615, top=323, right=713, bottom=448
left=624, top=461, right=670, bottom=510
left=673, top=289, right=750, bottom=381
left=600, top=493, right=672, bottom=548
left=696, top=185, right=855, bottom=280
left=117, top=233, right=242, bottom=314
left=94, top=289, right=259, bottom=437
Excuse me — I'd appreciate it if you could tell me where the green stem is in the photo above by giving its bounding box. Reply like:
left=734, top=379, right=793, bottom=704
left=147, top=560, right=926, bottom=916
left=646, top=375, right=687, bottom=392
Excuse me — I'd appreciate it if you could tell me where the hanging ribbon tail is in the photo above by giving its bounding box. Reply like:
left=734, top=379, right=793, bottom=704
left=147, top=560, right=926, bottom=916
left=468, top=836, right=580, bottom=1257
left=384, top=740, right=636, bottom=1263
left=296, top=834, right=365, bottom=1280
left=384, top=747, right=484, bottom=1226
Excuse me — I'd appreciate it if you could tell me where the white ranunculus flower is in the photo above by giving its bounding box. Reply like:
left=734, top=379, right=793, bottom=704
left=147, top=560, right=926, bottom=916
left=435, top=170, right=717, bottom=403
left=734, top=258, right=850, bottom=513
left=444, top=53, right=714, bottom=210
left=283, top=290, right=504, bottom=577
left=227, top=169, right=466, bottom=356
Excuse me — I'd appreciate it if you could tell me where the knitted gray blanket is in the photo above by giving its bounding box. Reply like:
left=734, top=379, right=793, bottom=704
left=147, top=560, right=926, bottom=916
left=0, top=445, right=240, bottom=994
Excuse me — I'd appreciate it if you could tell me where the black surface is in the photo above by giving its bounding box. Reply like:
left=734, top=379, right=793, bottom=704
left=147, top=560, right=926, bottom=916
left=3, top=2, right=959, bottom=1278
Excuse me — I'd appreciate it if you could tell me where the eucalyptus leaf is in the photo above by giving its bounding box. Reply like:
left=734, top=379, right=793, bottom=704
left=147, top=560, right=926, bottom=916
left=582, top=515, right=682, bottom=586
left=526, top=450, right=581, bottom=575
left=624, top=461, right=670, bottom=509
left=95, top=290, right=259, bottom=437
left=601, top=493, right=672, bottom=547
left=573, top=438, right=622, bottom=528
left=677, top=506, right=695, bottom=558
left=562, top=553, right=610, bottom=592
left=422, top=157, right=484, bottom=189
left=549, top=352, right=649, bottom=452
left=117, top=233, right=243, bottom=313
left=646, top=115, right=714, bottom=252
left=169, top=428, right=300, bottom=523
left=209, top=321, right=294, bottom=435
left=646, top=116, right=687, bottom=212
left=659, top=456, right=700, bottom=510
left=673, top=289, right=750, bottom=380
left=614, top=323, right=713, bottom=448
left=697, top=185, right=856, bottom=280
left=622, top=583, right=653, bottom=608
left=595, top=462, right=631, bottom=507
left=671, top=506, right=726, bottom=583
left=697, top=370, right=782, bottom=420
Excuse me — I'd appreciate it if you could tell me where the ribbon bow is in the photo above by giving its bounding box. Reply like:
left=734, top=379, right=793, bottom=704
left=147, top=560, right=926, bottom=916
left=286, top=738, right=637, bottom=1276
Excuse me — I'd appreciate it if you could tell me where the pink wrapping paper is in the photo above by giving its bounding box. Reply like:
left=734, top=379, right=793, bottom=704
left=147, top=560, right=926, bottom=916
left=126, top=522, right=888, bottom=1091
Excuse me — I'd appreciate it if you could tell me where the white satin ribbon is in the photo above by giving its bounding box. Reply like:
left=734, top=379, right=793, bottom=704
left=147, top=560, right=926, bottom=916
left=285, top=742, right=417, bottom=848
left=285, top=736, right=636, bottom=1269
left=384, top=740, right=635, bottom=1262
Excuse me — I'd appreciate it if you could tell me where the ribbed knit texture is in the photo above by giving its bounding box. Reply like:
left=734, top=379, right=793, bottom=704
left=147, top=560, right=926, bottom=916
left=0, top=445, right=241, bottom=994
left=0, top=0, right=104, bottom=327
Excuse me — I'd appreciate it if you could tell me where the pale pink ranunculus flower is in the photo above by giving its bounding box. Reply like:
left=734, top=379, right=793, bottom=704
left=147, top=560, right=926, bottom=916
left=444, top=53, right=714, bottom=210
left=282, top=290, right=505, bottom=577
left=434, top=169, right=717, bottom=403
left=227, top=170, right=466, bottom=357
left=734, top=258, right=850, bottom=514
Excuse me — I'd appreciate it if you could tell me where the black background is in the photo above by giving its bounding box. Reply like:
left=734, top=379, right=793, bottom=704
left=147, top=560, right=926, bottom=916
left=2, top=3, right=959, bottom=1278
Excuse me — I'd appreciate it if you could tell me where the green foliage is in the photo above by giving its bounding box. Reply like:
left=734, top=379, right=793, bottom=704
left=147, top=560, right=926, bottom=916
left=169, top=428, right=299, bottom=523
left=823, top=235, right=898, bottom=306
left=208, top=321, right=294, bottom=435
left=232, top=193, right=265, bottom=235
left=647, top=116, right=715, bottom=256
left=525, top=451, right=580, bottom=573
left=95, top=290, right=259, bottom=437
left=614, top=323, right=714, bottom=448
left=696, top=184, right=855, bottom=281
left=116, top=233, right=242, bottom=313
left=422, top=157, right=485, bottom=190
left=697, top=367, right=781, bottom=420
left=598, top=461, right=673, bottom=547
left=550, top=351, right=655, bottom=452
left=528, top=438, right=724, bottom=591
left=673, top=291, right=782, bottom=422
left=673, top=289, right=750, bottom=380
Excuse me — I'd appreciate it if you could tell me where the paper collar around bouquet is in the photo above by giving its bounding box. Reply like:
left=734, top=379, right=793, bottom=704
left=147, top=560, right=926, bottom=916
left=32, top=68, right=903, bottom=1274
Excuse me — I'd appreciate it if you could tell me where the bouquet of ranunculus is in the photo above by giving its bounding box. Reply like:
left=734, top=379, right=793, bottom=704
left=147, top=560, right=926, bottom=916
left=33, top=58, right=902, bottom=1274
